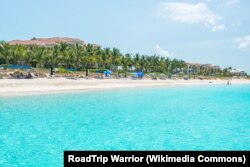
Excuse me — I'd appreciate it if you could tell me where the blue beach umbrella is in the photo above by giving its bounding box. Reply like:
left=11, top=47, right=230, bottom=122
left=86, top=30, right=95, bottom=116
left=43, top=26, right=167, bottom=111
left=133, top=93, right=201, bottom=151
left=104, top=70, right=112, bottom=77
left=137, top=71, right=144, bottom=79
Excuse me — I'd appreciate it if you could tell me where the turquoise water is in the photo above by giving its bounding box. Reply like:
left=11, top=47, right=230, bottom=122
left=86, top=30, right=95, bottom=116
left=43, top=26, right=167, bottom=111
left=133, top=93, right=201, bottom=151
left=1, top=85, right=250, bottom=166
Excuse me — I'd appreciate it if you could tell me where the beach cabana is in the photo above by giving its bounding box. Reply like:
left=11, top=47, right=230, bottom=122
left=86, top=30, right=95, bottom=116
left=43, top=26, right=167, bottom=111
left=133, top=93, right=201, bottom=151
left=96, top=70, right=105, bottom=73
left=8, top=64, right=19, bottom=69
left=22, top=65, right=32, bottom=70
left=67, top=67, right=76, bottom=72
left=8, top=64, right=32, bottom=70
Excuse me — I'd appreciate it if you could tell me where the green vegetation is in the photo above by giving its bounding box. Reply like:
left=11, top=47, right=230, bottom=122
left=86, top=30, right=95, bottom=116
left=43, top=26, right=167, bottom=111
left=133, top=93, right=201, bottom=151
left=0, top=41, right=244, bottom=78
left=0, top=41, right=186, bottom=76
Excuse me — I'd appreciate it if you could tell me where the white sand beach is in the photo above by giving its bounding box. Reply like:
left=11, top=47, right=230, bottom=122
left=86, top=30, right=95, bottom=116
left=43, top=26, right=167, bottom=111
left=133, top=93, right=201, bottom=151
left=0, top=78, right=250, bottom=96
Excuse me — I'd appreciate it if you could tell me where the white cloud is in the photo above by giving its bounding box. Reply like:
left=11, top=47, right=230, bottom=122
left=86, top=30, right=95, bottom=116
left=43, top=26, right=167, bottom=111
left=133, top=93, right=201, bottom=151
left=234, top=36, right=250, bottom=49
left=158, top=2, right=225, bottom=32
left=155, top=45, right=173, bottom=58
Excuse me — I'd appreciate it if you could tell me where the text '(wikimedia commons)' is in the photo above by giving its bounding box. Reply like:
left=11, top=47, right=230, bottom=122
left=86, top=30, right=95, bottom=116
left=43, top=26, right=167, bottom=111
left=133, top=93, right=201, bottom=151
left=64, top=151, right=249, bottom=167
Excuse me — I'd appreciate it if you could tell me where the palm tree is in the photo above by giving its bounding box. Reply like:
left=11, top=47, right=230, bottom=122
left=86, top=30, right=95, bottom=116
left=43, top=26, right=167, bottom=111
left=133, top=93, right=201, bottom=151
left=13, top=44, right=27, bottom=65
left=84, top=44, right=95, bottom=77
left=111, top=48, right=122, bottom=73
left=163, top=58, right=171, bottom=74
left=133, top=53, right=140, bottom=72
left=45, top=45, right=60, bottom=69
left=121, top=53, right=132, bottom=77
left=151, top=55, right=160, bottom=72
left=35, top=46, right=46, bottom=68
left=26, top=46, right=36, bottom=66
left=0, top=42, right=13, bottom=65
left=72, top=43, right=83, bottom=70
left=126, top=54, right=133, bottom=72
left=93, top=46, right=102, bottom=71
left=139, top=55, right=146, bottom=72
left=56, top=42, right=70, bottom=68
left=103, top=47, right=112, bottom=69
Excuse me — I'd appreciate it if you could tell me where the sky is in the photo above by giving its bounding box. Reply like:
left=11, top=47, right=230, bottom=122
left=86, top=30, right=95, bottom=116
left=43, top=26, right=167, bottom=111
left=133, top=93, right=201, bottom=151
left=1, top=0, right=250, bottom=72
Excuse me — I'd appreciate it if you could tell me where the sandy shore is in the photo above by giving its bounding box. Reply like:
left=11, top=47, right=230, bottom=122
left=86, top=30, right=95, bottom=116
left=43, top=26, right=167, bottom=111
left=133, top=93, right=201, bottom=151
left=0, top=78, right=250, bottom=96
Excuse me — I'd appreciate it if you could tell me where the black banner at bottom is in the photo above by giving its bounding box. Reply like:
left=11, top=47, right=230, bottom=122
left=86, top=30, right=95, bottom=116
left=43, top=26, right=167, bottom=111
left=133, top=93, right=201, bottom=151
left=64, top=151, right=249, bottom=167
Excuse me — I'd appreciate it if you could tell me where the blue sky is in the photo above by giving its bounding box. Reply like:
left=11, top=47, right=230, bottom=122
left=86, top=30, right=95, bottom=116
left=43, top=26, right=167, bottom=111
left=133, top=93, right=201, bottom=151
left=1, top=0, right=250, bottom=72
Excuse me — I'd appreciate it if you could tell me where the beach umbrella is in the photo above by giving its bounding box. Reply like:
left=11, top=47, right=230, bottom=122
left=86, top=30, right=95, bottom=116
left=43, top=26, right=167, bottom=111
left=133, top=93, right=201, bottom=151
left=106, top=70, right=113, bottom=74
left=104, top=70, right=113, bottom=75
left=104, top=70, right=112, bottom=77
left=137, top=71, right=144, bottom=79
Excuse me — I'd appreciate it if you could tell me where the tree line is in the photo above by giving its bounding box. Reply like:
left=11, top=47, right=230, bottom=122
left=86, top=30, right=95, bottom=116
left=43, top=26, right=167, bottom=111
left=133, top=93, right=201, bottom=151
left=0, top=41, right=188, bottom=76
left=0, top=41, right=240, bottom=77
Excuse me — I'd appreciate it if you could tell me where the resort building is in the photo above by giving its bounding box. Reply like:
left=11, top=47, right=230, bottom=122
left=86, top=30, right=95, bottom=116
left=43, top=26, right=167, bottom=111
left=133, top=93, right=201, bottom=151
left=186, top=63, right=221, bottom=74
left=8, top=37, right=86, bottom=47
left=229, top=69, right=247, bottom=76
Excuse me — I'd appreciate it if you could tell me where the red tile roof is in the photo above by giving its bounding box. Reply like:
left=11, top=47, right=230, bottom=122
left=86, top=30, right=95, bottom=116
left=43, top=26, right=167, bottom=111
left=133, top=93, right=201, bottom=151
left=8, top=37, right=85, bottom=46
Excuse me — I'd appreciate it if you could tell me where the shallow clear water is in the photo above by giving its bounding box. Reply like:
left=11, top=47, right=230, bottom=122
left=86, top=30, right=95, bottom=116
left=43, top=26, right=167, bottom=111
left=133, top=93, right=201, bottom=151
left=1, top=85, right=250, bottom=166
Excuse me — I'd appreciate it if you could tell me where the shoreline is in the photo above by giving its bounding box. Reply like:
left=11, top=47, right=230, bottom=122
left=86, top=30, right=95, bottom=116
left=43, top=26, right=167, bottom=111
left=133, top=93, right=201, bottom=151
left=0, top=78, right=250, bottom=97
